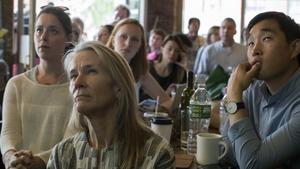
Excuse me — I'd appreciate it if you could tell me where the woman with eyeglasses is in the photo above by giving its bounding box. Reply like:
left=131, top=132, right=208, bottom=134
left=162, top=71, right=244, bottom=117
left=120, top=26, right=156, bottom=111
left=107, top=19, right=172, bottom=112
left=0, top=6, right=73, bottom=169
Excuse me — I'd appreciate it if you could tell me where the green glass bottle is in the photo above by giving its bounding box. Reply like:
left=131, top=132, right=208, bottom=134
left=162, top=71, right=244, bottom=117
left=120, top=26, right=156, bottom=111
left=180, top=71, right=194, bottom=151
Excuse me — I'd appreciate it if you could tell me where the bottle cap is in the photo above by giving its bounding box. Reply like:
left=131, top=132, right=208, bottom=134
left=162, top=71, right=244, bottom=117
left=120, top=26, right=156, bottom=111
left=151, top=117, right=173, bottom=125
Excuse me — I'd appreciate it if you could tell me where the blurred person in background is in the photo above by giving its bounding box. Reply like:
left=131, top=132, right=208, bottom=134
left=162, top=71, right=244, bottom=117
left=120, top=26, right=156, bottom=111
left=194, top=26, right=220, bottom=73
left=112, top=4, right=130, bottom=25
left=147, top=28, right=166, bottom=61
left=71, top=22, right=81, bottom=44
left=95, top=24, right=114, bottom=45
left=72, top=17, right=86, bottom=42
left=197, top=18, right=247, bottom=76
left=186, top=17, right=205, bottom=69
left=0, top=59, right=9, bottom=115
left=144, top=34, right=186, bottom=97
left=107, top=18, right=172, bottom=113
left=174, top=33, right=193, bottom=71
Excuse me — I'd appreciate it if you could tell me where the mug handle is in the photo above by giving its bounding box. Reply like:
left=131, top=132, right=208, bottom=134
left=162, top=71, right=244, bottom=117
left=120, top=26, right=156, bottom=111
left=218, top=140, right=228, bottom=160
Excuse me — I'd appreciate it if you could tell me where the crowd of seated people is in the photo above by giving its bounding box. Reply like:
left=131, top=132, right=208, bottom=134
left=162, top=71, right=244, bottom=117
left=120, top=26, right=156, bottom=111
left=1, top=2, right=300, bottom=169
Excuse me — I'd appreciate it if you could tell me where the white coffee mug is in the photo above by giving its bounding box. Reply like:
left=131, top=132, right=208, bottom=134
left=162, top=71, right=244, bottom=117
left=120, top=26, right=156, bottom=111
left=196, top=133, right=228, bottom=165
left=151, top=117, right=173, bottom=142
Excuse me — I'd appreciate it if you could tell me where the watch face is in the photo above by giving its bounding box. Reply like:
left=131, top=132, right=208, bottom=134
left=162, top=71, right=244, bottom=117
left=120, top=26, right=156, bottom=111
left=226, top=102, right=237, bottom=114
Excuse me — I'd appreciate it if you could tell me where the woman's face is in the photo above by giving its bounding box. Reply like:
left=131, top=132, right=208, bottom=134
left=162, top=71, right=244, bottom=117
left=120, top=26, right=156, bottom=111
left=68, top=50, right=118, bottom=116
left=112, top=24, right=142, bottom=63
left=72, top=23, right=81, bottom=43
left=34, top=13, right=69, bottom=61
left=96, top=27, right=111, bottom=45
left=161, top=40, right=180, bottom=63
left=209, top=31, right=220, bottom=44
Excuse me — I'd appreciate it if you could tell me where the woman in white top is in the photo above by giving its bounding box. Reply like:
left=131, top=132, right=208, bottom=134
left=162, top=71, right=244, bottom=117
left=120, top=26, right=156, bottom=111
left=107, top=18, right=172, bottom=112
left=0, top=6, right=73, bottom=169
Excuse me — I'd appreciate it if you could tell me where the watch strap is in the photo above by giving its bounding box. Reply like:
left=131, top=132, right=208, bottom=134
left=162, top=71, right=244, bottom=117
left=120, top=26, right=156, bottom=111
left=236, top=102, right=245, bottom=110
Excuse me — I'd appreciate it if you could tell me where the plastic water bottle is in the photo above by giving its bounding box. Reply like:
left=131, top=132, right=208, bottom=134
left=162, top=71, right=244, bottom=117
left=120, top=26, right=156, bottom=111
left=187, top=75, right=211, bottom=155
left=219, top=95, right=228, bottom=134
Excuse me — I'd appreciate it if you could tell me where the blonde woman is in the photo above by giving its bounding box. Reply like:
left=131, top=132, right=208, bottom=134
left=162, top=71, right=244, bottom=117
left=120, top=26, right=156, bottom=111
left=47, top=41, right=175, bottom=169
left=107, top=18, right=172, bottom=112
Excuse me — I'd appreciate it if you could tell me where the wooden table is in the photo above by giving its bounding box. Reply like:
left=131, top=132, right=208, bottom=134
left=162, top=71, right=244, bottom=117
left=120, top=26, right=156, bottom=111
left=175, top=152, right=223, bottom=169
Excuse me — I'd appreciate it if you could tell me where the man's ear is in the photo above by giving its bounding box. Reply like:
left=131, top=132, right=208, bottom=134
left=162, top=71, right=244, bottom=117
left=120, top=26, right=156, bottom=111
left=290, top=39, right=300, bottom=59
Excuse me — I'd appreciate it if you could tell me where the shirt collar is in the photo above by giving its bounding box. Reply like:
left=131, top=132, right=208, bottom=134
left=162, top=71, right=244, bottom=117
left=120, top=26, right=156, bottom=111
left=260, top=68, right=300, bottom=104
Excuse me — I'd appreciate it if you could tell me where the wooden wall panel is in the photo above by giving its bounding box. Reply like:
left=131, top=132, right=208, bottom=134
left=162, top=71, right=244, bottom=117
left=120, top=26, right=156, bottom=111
left=2, top=0, right=14, bottom=73
left=145, top=0, right=182, bottom=34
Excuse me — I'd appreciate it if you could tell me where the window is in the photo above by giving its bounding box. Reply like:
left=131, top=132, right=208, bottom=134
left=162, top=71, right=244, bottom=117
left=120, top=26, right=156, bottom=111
left=245, top=0, right=300, bottom=25
left=183, top=0, right=299, bottom=43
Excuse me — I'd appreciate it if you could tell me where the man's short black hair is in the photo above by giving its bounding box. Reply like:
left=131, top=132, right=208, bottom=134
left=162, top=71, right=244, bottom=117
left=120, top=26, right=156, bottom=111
left=247, top=11, right=300, bottom=65
left=188, top=17, right=200, bottom=26
left=222, top=17, right=236, bottom=27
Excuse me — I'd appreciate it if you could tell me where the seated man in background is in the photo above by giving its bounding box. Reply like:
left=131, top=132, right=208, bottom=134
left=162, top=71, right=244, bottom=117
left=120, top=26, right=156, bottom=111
left=186, top=17, right=205, bottom=71
left=222, top=11, right=300, bottom=169
left=198, top=18, right=247, bottom=76
left=112, top=4, right=130, bottom=25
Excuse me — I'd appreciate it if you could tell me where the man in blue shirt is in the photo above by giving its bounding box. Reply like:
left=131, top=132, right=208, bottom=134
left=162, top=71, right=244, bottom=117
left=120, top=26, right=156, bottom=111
left=197, top=18, right=247, bottom=76
left=223, top=12, right=300, bottom=169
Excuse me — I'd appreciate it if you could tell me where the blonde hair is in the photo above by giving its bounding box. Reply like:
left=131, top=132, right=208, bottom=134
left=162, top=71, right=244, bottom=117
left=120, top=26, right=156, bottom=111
left=206, top=26, right=220, bottom=44
left=107, top=18, right=148, bottom=82
left=64, top=41, right=152, bottom=169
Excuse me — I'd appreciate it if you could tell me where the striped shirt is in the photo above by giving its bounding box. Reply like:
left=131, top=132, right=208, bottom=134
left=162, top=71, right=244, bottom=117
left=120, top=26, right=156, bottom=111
left=47, top=132, right=175, bottom=169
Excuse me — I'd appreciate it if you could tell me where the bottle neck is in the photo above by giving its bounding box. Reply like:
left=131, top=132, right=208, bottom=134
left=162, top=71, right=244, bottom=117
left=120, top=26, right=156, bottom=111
left=187, top=71, right=194, bottom=89
left=196, top=83, right=206, bottom=89
left=187, top=81, right=194, bottom=89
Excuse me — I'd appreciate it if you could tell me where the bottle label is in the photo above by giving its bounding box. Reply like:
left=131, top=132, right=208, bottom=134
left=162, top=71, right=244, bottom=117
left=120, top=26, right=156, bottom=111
left=190, top=104, right=211, bottom=118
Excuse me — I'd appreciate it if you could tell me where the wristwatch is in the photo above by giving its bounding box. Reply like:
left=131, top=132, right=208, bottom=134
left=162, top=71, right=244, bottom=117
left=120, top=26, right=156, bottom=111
left=224, top=101, right=245, bottom=114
